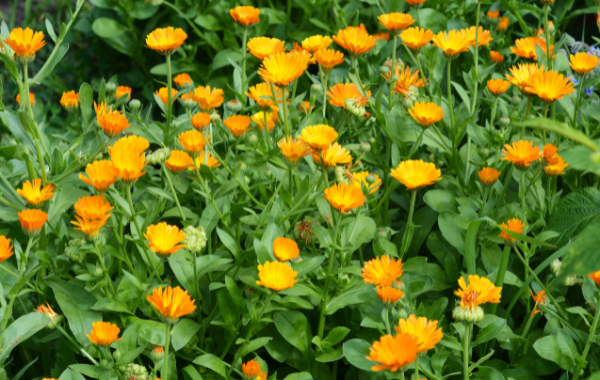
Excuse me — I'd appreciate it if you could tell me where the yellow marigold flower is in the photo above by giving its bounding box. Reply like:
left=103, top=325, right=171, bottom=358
left=395, top=315, right=443, bottom=352
left=110, top=135, right=149, bottom=155
left=462, top=26, right=493, bottom=48
left=16, top=93, right=35, bottom=106
left=193, top=86, right=224, bottom=111
left=87, top=321, right=121, bottom=346
left=366, top=333, right=418, bottom=372
left=511, top=37, right=553, bottom=61
left=545, top=155, right=568, bottom=175
left=332, top=26, right=376, bottom=57
left=79, top=160, right=118, bottom=193
left=352, top=171, right=382, bottom=194
left=487, top=78, right=511, bottom=96
left=490, top=51, right=504, bottom=63
left=247, top=83, right=282, bottom=111
left=378, top=13, right=415, bottom=33
left=17, top=179, right=55, bottom=206
left=525, top=70, right=574, bottom=103
left=230, top=6, right=261, bottom=26
left=543, top=143, right=559, bottom=164
left=324, top=182, right=366, bottom=214
left=145, top=222, right=186, bottom=257
left=406, top=0, right=426, bottom=5
left=432, top=30, right=471, bottom=59
left=498, top=17, right=510, bottom=31
left=298, top=124, right=338, bottom=150
left=408, top=101, right=444, bottom=128
left=145, top=27, right=187, bottom=55
left=4, top=27, right=45, bottom=63
left=247, top=37, right=286, bottom=60
left=60, top=91, right=79, bottom=111
left=502, top=140, right=541, bottom=169
left=499, top=218, right=525, bottom=245
left=311, top=143, right=352, bottom=168
left=399, top=27, right=433, bottom=52
left=361, top=255, right=404, bottom=287
left=155, top=87, right=175, bottom=106
left=259, top=51, right=309, bottom=87
left=19, top=209, right=47, bottom=236
left=178, top=130, right=208, bottom=156
left=589, top=271, right=600, bottom=286
left=278, top=137, right=310, bottom=165
left=327, top=83, right=369, bottom=108
left=224, top=115, right=252, bottom=137
left=189, top=151, right=221, bottom=170
left=95, top=102, right=130, bottom=137
left=290, top=42, right=316, bottom=66
left=531, top=290, right=547, bottom=317
left=35, top=302, right=61, bottom=325
left=377, top=286, right=404, bottom=306
left=0, top=236, right=14, bottom=262
left=391, top=65, right=425, bottom=95
left=71, top=195, right=113, bottom=239
left=391, top=160, right=441, bottom=190
left=191, top=112, right=211, bottom=130
left=256, top=260, right=298, bottom=291
left=147, top=286, right=196, bottom=323
left=487, top=10, right=500, bottom=19
left=242, top=359, right=268, bottom=380
left=314, top=49, right=345, bottom=71
left=110, top=150, right=147, bottom=185
left=506, top=63, right=545, bottom=96
left=165, top=150, right=194, bottom=173
left=302, top=35, right=333, bottom=53
left=251, top=111, right=277, bottom=132
left=173, top=73, right=193, bottom=88
left=115, top=86, right=132, bottom=100
left=455, top=275, right=502, bottom=309
left=478, top=167, right=501, bottom=185
left=273, top=237, right=300, bottom=261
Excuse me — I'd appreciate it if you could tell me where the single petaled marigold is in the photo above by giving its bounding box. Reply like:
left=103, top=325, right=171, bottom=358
left=377, top=286, right=404, bottom=305
left=242, top=359, right=267, bottom=380
left=396, top=315, right=443, bottom=352
left=498, top=17, right=509, bottom=31
left=273, top=237, right=300, bottom=261
left=224, top=115, right=252, bottom=137
left=251, top=111, right=277, bottom=132
left=570, top=52, right=599, bottom=75
left=298, top=124, right=338, bottom=150
left=332, top=26, right=376, bottom=57
left=324, top=182, right=366, bottom=214
left=4, top=27, right=45, bottom=62
left=246, top=83, right=282, bottom=111
left=259, top=51, right=310, bottom=87
left=115, top=86, right=132, bottom=100
left=16, top=93, right=35, bottom=106
left=145, top=222, right=186, bottom=257
left=511, top=37, right=553, bottom=61
left=71, top=195, right=113, bottom=239
left=247, top=37, right=286, bottom=60
left=87, top=321, right=121, bottom=346
left=278, top=137, right=310, bottom=165
left=327, top=83, right=369, bottom=108
left=408, top=101, right=444, bottom=128
left=191, top=112, right=211, bottom=130
left=391, top=160, right=441, bottom=190
left=462, top=26, right=493, bottom=48
left=490, top=51, right=504, bottom=63
left=0, top=236, right=14, bottom=262
left=189, top=151, right=221, bottom=170
left=545, top=155, right=568, bottom=175
left=110, top=149, right=147, bottom=185
left=256, top=260, right=298, bottom=291
left=95, top=102, right=130, bottom=137
left=314, top=49, right=345, bottom=71
left=506, top=63, right=545, bottom=96
left=455, top=275, right=502, bottom=309
left=361, top=255, right=404, bottom=287
left=155, top=87, right=176, bottom=106
left=502, top=140, right=540, bottom=169
left=432, top=30, right=471, bottom=59
left=110, top=135, right=149, bottom=155
left=499, top=218, right=525, bottom=244
left=19, top=209, right=47, bottom=236
left=378, top=13, right=415, bottom=33
left=178, top=129, right=209, bottom=156
left=165, top=150, right=194, bottom=173
left=487, top=10, right=500, bottom=19
left=525, top=70, right=574, bottom=103
left=390, top=65, right=425, bottom=95
left=173, top=73, right=192, bottom=88
left=60, top=91, right=79, bottom=111
left=302, top=35, right=333, bottom=53
left=478, top=167, right=501, bottom=185
left=487, top=78, right=511, bottom=96
left=366, top=333, right=418, bottom=372
left=589, top=271, right=600, bottom=286
left=147, top=286, right=196, bottom=323
left=352, top=171, right=382, bottom=194
left=311, top=143, right=352, bottom=168
left=193, top=86, right=225, bottom=111
left=79, top=160, right=117, bottom=193
left=531, top=289, right=547, bottom=317
left=400, top=27, right=434, bottom=52
left=17, top=179, right=55, bottom=206
left=230, top=6, right=260, bottom=26
left=145, top=27, right=187, bottom=55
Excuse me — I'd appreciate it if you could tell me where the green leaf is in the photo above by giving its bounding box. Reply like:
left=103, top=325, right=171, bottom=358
left=344, top=215, right=376, bottom=252
left=171, top=319, right=201, bottom=351
left=58, top=368, right=86, bottom=380
left=47, top=185, right=90, bottom=227
left=193, top=354, right=227, bottom=377
left=274, top=310, right=311, bottom=358
left=464, top=220, right=483, bottom=275
left=343, top=339, right=375, bottom=372
left=326, top=283, right=373, bottom=315
left=91, top=18, right=137, bottom=58
left=515, top=117, right=598, bottom=151
left=323, top=326, right=351, bottom=348
left=241, top=337, right=272, bottom=357
left=546, top=188, right=600, bottom=246
left=68, top=364, right=107, bottom=379
left=555, top=222, right=600, bottom=283
left=216, top=228, right=240, bottom=260
left=30, top=44, right=69, bottom=85
left=451, top=81, right=471, bottom=112
left=473, top=315, right=507, bottom=346
left=91, top=297, right=133, bottom=314
left=133, top=318, right=166, bottom=346
left=533, top=330, right=578, bottom=371
left=423, top=189, right=456, bottom=213
left=0, top=312, right=49, bottom=363
left=283, top=373, right=313, bottom=380
left=218, top=288, right=240, bottom=327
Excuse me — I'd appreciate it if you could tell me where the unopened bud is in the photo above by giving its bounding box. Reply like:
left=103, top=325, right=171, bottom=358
left=360, top=141, right=371, bottom=153
left=105, top=82, right=117, bottom=99
left=550, top=259, right=562, bottom=276
left=225, top=99, right=243, bottom=114
left=150, top=346, right=165, bottom=363
left=376, top=229, right=388, bottom=240
left=182, top=225, right=207, bottom=254
left=369, top=136, right=376, bottom=145
left=345, top=98, right=366, bottom=117
left=247, top=133, right=258, bottom=146
left=563, top=275, right=577, bottom=286
left=335, top=166, right=349, bottom=184
left=499, top=116, right=511, bottom=127
left=179, top=95, right=197, bottom=109
left=113, top=350, right=122, bottom=361
left=511, top=95, right=521, bottom=107
left=210, top=111, right=221, bottom=123
left=311, top=83, right=323, bottom=97
left=453, top=305, right=484, bottom=323
left=129, top=99, right=141, bottom=111
left=93, top=266, right=104, bottom=278
left=147, top=147, right=171, bottom=165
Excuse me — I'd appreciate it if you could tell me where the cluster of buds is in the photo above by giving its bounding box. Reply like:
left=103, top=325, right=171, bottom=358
left=334, top=166, right=350, bottom=184
left=146, top=147, right=171, bottom=165
left=121, top=363, right=149, bottom=380
left=182, top=225, right=208, bottom=254
left=65, top=236, right=87, bottom=263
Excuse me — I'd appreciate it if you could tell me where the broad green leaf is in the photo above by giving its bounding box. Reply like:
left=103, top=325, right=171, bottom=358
left=171, top=319, right=201, bottom=351
left=533, top=330, right=578, bottom=371
left=545, top=188, right=600, bottom=246
left=326, top=283, right=373, bottom=315
left=274, top=310, right=311, bottom=357
left=343, top=339, right=375, bottom=372
left=473, top=315, right=507, bottom=346
left=0, top=312, right=49, bottom=363
left=193, top=354, right=227, bottom=378
left=91, top=297, right=133, bottom=314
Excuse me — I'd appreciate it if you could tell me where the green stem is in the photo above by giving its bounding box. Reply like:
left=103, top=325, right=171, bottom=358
left=93, top=240, right=116, bottom=297
left=317, top=213, right=341, bottom=341
left=0, top=194, right=22, bottom=211
left=471, top=1, right=481, bottom=115
left=165, top=54, right=173, bottom=146
left=56, top=325, right=99, bottom=366
left=162, top=1, right=208, bottom=43
left=572, top=300, right=600, bottom=380
left=400, top=190, right=417, bottom=258
left=521, top=97, right=532, bottom=139
left=282, top=85, right=290, bottom=136
left=544, top=5, right=552, bottom=70
left=490, top=245, right=511, bottom=316
left=34, top=139, right=47, bottom=186
left=164, top=323, right=171, bottom=380
left=415, top=356, right=420, bottom=380
left=447, top=59, right=455, bottom=137
left=489, top=97, right=499, bottom=130
left=126, top=185, right=160, bottom=280
left=320, top=66, right=329, bottom=121
left=162, top=165, right=186, bottom=221
left=352, top=57, right=367, bottom=97
left=463, top=323, right=471, bottom=380
left=494, top=165, right=514, bottom=213
left=573, top=73, right=585, bottom=129
left=415, top=53, right=431, bottom=98
left=320, top=150, right=329, bottom=188
left=384, top=307, right=391, bottom=334
left=256, top=168, right=290, bottom=230
left=512, top=246, right=561, bottom=313
left=389, top=34, right=398, bottom=111
left=1, top=237, right=33, bottom=330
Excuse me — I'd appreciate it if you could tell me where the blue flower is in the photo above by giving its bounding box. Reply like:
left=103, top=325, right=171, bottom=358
left=568, top=76, right=580, bottom=85
left=586, top=88, right=594, bottom=96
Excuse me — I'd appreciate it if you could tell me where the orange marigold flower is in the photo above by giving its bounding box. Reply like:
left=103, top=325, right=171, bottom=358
left=478, top=167, right=501, bottom=185
left=17, top=179, right=55, bottom=206
left=498, top=17, right=510, bottom=31
left=94, top=102, right=130, bottom=137
left=487, top=78, right=511, bottom=96
left=531, top=289, right=547, bottom=317
left=378, top=13, right=415, bottom=33
left=247, top=37, right=286, bottom=60
left=292, top=42, right=315, bottom=65
left=589, top=271, right=600, bottom=286
left=432, top=30, right=471, bottom=59
left=570, top=52, right=599, bottom=75
left=372, top=32, right=390, bottom=41
left=462, top=26, right=493, bottom=48
left=256, top=260, right=298, bottom=291
left=71, top=195, right=113, bottom=240
left=300, top=101, right=312, bottom=114
left=191, top=112, right=211, bottom=130
left=109, top=150, right=147, bottom=185
left=544, top=155, right=568, bottom=175
left=251, top=111, right=277, bottom=132
left=19, top=209, right=47, bottom=236
left=224, top=115, right=252, bottom=137
left=352, top=171, right=382, bottom=194
left=189, top=151, right=221, bottom=170
left=302, top=35, right=333, bottom=53
left=173, top=73, right=193, bottom=88
left=332, top=26, right=376, bottom=57
left=145, top=27, right=187, bottom=55
left=311, top=143, right=352, bottom=168
left=498, top=218, right=525, bottom=245
left=230, top=6, right=261, bottom=26
left=115, top=86, right=132, bottom=100
left=406, top=0, right=427, bottom=5
left=259, top=51, right=310, bottom=87
left=377, top=286, right=404, bottom=306
left=273, top=237, right=300, bottom=261
left=60, top=91, right=79, bottom=111
left=502, top=140, right=541, bottom=169
left=4, top=27, right=45, bottom=63
left=400, top=27, right=433, bottom=52
left=278, top=137, right=310, bottom=165
left=324, top=182, right=366, bottom=214
left=506, top=63, right=545, bottom=96
left=408, top=101, right=444, bottom=128
left=391, top=65, right=425, bottom=95
left=314, top=49, right=345, bottom=71
left=511, top=37, right=553, bottom=61
left=525, top=70, right=575, bottom=103
left=391, top=160, right=441, bottom=190
left=35, top=302, right=61, bottom=325
left=87, top=321, right=121, bottom=346
left=455, top=275, right=502, bottom=309
left=366, top=333, right=418, bottom=372
left=193, top=86, right=225, bottom=111
left=396, top=315, right=443, bottom=352
left=16, top=93, right=35, bottom=106
left=490, top=51, right=504, bottom=63
left=165, top=150, right=194, bottom=173
left=145, top=222, right=186, bottom=257
left=110, top=135, right=149, bottom=155
left=79, top=160, right=117, bottom=193
left=0, top=236, right=14, bottom=262
left=543, top=143, right=559, bottom=164
left=156, top=87, right=176, bottom=106
left=362, top=255, right=404, bottom=287
left=327, top=82, right=369, bottom=108
left=242, top=359, right=267, bottom=380
left=487, top=10, right=500, bottom=19
left=178, top=129, right=209, bottom=156
left=147, top=286, right=196, bottom=323
left=246, top=83, right=282, bottom=111
left=298, top=124, right=338, bottom=150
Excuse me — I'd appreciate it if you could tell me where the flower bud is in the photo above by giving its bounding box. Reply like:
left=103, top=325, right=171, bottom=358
left=376, top=229, right=388, bottom=240
left=113, top=350, right=122, bottom=361
left=481, top=147, right=489, bottom=157
left=453, top=305, right=485, bottom=323
left=550, top=259, right=562, bottom=277
left=456, top=8, right=464, bottom=16
left=335, top=166, right=349, bottom=184
left=122, top=363, right=149, bottom=380
left=338, top=273, right=350, bottom=287
left=563, top=275, right=577, bottom=286
left=360, top=141, right=371, bottom=153
left=364, top=174, right=377, bottom=186
left=211, top=111, right=221, bottom=123
left=398, top=308, right=408, bottom=320
left=240, top=162, right=247, bottom=172
left=129, top=99, right=142, bottom=111
left=105, top=82, right=117, bottom=99
left=402, top=96, right=415, bottom=109
left=93, top=266, right=104, bottom=278
left=369, top=136, right=376, bottom=144
left=499, top=116, right=511, bottom=127
left=265, top=168, right=273, bottom=178
left=182, top=225, right=208, bottom=254
left=511, top=95, right=521, bottom=107
left=311, top=83, right=323, bottom=97
left=246, top=133, right=259, bottom=146
left=591, top=152, right=600, bottom=165
left=65, top=237, right=87, bottom=263
left=100, top=359, right=111, bottom=369
left=179, top=95, right=197, bottom=110
left=225, top=99, right=243, bottom=114
left=345, top=98, right=366, bottom=118
left=245, top=287, right=259, bottom=300
left=147, top=147, right=171, bottom=165
left=150, top=346, right=165, bottom=363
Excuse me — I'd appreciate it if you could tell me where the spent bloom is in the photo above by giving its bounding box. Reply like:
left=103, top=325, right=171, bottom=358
left=17, top=179, right=55, bottom=206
